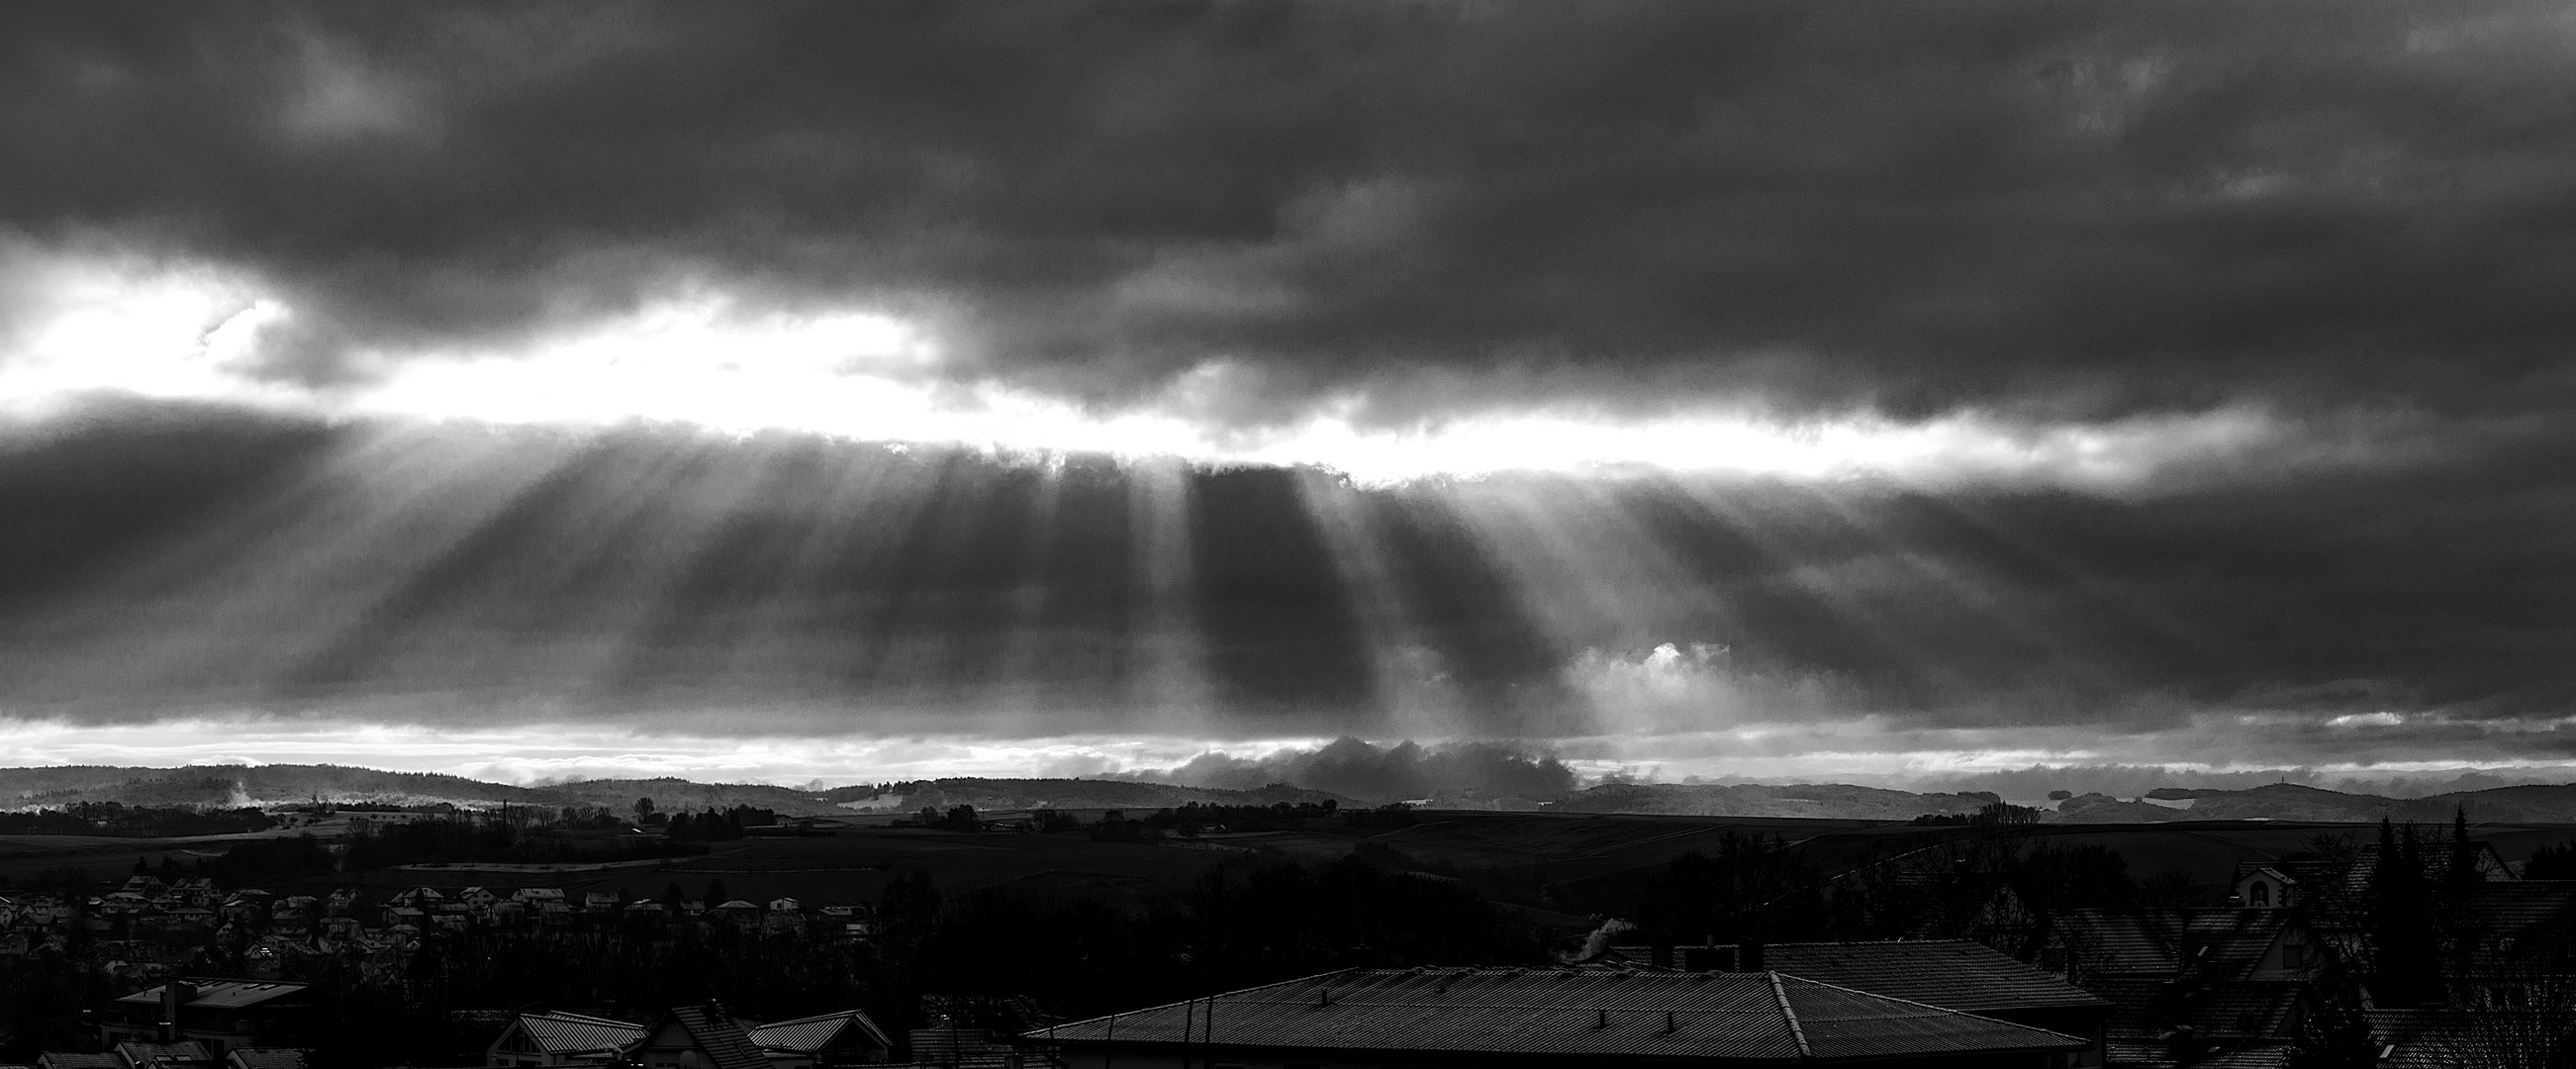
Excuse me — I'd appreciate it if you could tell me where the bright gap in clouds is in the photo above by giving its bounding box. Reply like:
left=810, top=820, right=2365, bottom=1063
left=0, top=244, right=2284, bottom=486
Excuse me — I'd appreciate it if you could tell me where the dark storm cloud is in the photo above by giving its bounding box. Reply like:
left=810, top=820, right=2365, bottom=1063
left=0, top=408, right=2569, bottom=748
left=8, top=1, right=2576, bottom=423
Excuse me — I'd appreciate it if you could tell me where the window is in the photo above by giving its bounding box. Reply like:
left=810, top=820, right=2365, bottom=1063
left=2247, top=880, right=2270, bottom=907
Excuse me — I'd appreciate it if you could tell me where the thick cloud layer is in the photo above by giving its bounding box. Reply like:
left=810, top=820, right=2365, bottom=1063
left=1, top=408, right=2568, bottom=772
left=6, top=5, right=2575, bottom=776
left=7, top=2, right=2576, bottom=426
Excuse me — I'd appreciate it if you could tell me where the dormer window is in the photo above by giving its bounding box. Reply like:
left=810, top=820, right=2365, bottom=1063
left=2247, top=880, right=2270, bottom=907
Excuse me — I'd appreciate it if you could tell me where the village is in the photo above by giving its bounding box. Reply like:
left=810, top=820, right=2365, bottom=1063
left=0, top=809, right=2560, bottom=1068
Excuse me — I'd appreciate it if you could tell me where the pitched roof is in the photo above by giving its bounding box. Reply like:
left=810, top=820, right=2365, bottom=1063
left=2437, top=880, right=2576, bottom=970
left=37, top=1055, right=125, bottom=1069
left=2051, top=910, right=2182, bottom=977
left=2178, top=910, right=2294, bottom=981
left=2171, top=980, right=2308, bottom=1040
left=1760, top=940, right=2109, bottom=1013
left=223, top=1050, right=307, bottom=1069
left=1031, top=967, right=2087, bottom=1062
left=658, top=1007, right=770, bottom=1069
left=747, top=1011, right=892, bottom=1055
left=2190, top=1046, right=2295, bottom=1069
left=113, top=980, right=310, bottom=1010
left=113, top=1042, right=213, bottom=1068
left=2086, top=977, right=2174, bottom=1031
left=510, top=1012, right=647, bottom=1055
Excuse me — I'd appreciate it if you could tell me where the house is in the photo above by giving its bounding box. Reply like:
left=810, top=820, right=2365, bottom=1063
left=514, top=888, right=566, bottom=907
left=485, top=1011, right=648, bottom=1067
left=640, top=1007, right=769, bottom=1069
left=390, top=887, right=444, bottom=908
left=457, top=887, right=500, bottom=912
left=1029, top=966, right=2089, bottom=1067
left=100, top=980, right=314, bottom=1055
left=744, top=1011, right=892, bottom=1068
left=2045, top=909, right=2337, bottom=1068
left=37, top=1054, right=124, bottom=1069
left=2232, top=866, right=2294, bottom=910
left=711, top=901, right=761, bottom=930
left=582, top=893, right=620, bottom=913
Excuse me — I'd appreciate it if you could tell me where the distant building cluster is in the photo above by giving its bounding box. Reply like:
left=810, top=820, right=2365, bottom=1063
left=0, top=875, right=886, bottom=982
left=0, top=875, right=904, bottom=1068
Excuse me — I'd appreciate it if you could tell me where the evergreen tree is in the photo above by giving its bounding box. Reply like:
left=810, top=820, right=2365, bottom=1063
left=2370, top=821, right=2439, bottom=1007
left=2447, top=806, right=2483, bottom=888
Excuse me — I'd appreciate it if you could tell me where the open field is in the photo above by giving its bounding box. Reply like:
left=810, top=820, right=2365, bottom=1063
left=0, top=813, right=2565, bottom=918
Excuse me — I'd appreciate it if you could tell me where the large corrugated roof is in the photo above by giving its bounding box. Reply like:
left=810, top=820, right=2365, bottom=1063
left=113, top=981, right=310, bottom=1010
left=1760, top=940, right=2109, bottom=1013
left=515, top=1011, right=647, bottom=1055
left=1029, top=967, right=2085, bottom=1062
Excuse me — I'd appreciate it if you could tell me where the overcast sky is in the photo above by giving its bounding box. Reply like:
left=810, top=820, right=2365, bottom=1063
left=1, top=1, right=2572, bottom=785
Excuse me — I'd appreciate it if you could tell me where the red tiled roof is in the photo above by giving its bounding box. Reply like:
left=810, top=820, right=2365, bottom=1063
left=2052, top=910, right=2182, bottom=977
left=2178, top=909, right=2292, bottom=981
left=2172, top=980, right=2307, bottom=1039
left=1031, top=967, right=2086, bottom=1062
left=113, top=980, right=309, bottom=1010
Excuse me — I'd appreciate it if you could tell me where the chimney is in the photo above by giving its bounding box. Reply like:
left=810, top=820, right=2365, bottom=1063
left=161, top=980, right=194, bottom=1041
left=1738, top=942, right=1764, bottom=973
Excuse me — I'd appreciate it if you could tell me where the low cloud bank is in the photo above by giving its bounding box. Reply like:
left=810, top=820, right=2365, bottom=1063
left=1138, top=737, right=1577, bottom=805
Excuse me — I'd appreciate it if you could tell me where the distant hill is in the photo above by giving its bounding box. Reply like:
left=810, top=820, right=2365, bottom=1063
left=2052, top=781, right=2576, bottom=824
left=2051, top=793, right=2193, bottom=823
left=1551, top=782, right=2001, bottom=821
left=873, top=778, right=1354, bottom=814
left=0, top=764, right=854, bottom=816
left=4, top=764, right=2570, bottom=826
left=0, top=766, right=1353, bottom=818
